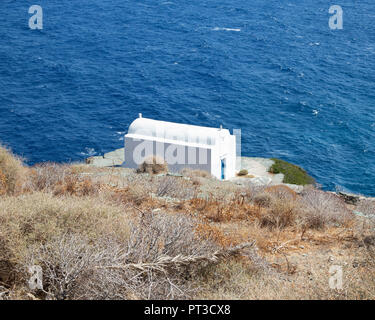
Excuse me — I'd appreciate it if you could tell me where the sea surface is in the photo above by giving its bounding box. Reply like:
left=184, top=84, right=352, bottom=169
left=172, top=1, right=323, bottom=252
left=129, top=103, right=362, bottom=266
left=0, top=0, right=374, bottom=195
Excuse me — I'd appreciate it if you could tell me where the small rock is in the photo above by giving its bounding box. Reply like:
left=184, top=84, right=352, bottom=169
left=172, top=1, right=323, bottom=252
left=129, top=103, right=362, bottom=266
left=166, top=172, right=183, bottom=177
left=299, top=245, right=305, bottom=249
left=328, top=256, right=334, bottom=262
left=364, top=235, right=375, bottom=247
left=337, top=191, right=360, bottom=205
left=248, top=176, right=272, bottom=186
left=284, top=183, right=304, bottom=193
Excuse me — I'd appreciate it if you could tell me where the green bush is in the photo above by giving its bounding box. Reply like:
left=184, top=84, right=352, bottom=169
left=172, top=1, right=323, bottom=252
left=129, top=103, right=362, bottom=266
left=237, top=169, right=248, bottom=176
left=269, top=158, right=315, bottom=186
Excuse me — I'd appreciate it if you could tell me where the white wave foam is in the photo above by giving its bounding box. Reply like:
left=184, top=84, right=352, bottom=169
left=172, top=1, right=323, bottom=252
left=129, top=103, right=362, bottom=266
left=80, top=147, right=96, bottom=157
left=212, top=27, right=241, bottom=32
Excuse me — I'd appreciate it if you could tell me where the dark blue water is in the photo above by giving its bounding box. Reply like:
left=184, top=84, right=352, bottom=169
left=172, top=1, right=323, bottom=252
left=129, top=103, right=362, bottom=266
left=0, top=0, right=374, bottom=195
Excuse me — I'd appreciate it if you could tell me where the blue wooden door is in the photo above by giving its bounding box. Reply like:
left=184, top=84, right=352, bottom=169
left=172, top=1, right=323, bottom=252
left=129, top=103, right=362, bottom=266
left=221, top=159, right=225, bottom=180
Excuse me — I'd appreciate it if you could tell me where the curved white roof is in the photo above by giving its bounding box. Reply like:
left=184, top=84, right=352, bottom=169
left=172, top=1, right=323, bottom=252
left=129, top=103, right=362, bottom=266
left=127, top=117, right=230, bottom=146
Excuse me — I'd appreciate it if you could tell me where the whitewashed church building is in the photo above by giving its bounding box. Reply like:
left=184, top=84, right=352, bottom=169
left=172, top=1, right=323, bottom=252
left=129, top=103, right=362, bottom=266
left=123, top=115, right=237, bottom=180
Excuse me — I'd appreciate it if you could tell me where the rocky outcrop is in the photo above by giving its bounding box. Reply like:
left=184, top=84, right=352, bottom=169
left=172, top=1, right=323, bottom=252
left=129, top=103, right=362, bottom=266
left=86, top=148, right=124, bottom=167
left=336, top=191, right=375, bottom=205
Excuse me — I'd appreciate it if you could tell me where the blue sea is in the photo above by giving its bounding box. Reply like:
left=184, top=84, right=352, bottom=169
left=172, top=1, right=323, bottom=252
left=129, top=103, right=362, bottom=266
left=0, top=0, right=374, bottom=195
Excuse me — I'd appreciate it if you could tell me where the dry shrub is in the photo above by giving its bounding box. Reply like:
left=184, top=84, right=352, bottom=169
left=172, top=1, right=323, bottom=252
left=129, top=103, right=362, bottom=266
left=0, top=145, right=25, bottom=195
left=112, top=174, right=197, bottom=204
left=298, top=189, right=353, bottom=229
left=54, top=176, right=99, bottom=196
left=26, top=163, right=100, bottom=196
left=19, top=212, right=254, bottom=300
left=253, top=193, right=273, bottom=208
left=26, top=163, right=69, bottom=192
left=203, top=201, right=236, bottom=222
left=355, top=199, right=375, bottom=216
left=190, top=197, right=260, bottom=223
left=255, top=186, right=299, bottom=229
left=124, top=212, right=217, bottom=266
left=265, top=185, right=297, bottom=201
left=137, top=156, right=168, bottom=175
left=0, top=192, right=130, bottom=287
left=155, top=176, right=197, bottom=200
left=195, top=222, right=234, bottom=247
left=26, top=234, right=105, bottom=300
left=239, top=184, right=267, bottom=203
left=260, top=198, right=297, bottom=230
left=353, top=200, right=375, bottom=258
left=255, top=187, right=352, bottom=231
left=200, top=179, right=245, bottom=203
left=119, top=185, right=151, bottom=206
left=190, top=176, right=203, bottom=186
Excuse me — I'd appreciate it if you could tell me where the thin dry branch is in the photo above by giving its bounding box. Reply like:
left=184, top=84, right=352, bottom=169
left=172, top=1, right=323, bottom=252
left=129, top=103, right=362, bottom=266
left=96, top=241, right=256, bottom=274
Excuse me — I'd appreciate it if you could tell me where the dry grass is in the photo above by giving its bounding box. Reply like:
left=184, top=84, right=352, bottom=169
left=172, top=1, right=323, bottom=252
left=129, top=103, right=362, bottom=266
left=0, top=195, right=255, bottom=300
left=0, top=169, right=7, bottom=196
left=189, top=196, right=261, bottom=223
left=105, top=173, right=198, bottom=206
left=355, top=199, right=375, bottom=215
left=0, top=193, right=130, bottom=286
left=181, top=168, right=214, bottom=186
left=196, top=255, right=375, bottom=300
left=109, top=172, right=155, bottom=205
left=155, top=176, right=197, bottom=200
left=0, top=145, right=26, bottom=195
left=0, top=146, right=374, bottom=300
left=352, top=200, right=375, bottom=260
left=194, top=216, right=375, bottom=300
left=181, top=168, right=213, bottom=179
left=265, top=185, right=297, bottom=201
